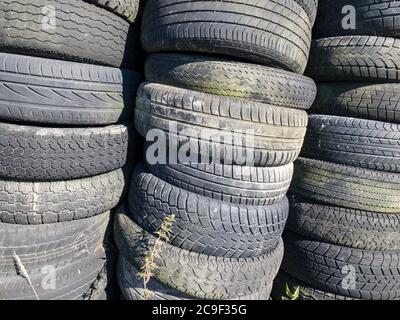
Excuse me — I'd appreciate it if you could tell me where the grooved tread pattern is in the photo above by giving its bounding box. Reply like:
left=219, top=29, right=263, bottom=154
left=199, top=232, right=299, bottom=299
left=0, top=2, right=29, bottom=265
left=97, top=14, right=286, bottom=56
left=291, top=157, right=400, bottom=213
left=0, top=168, right=127, bottom=225
left=135, top=83, right=308, bottom=167
left=0, top=0, right=134, bottom=67
left=312, top=82, right=400, bottom=123
left=145, top=54, right=317, bottom=109
left=282, top=231, right=400, bottom=300
left=86, top=0, right=140, bottom=22
left=141, top=0, right=312, bottom=73
left=146, top=161, right=293, bottom=206
left=114, top=206, right=284, bottom=299
left=287, top=194, right=400, bottom=251
left=307, top=36, right=400, bottom=82
left=128, top=165, right=288, bottom=258
left=302, top=114, right=400, bottom=173
left=0, top=52, right=141, bottom=125
left=0, top=122, right=131, bottom=180
left=295, top=0, right=318, bottom=25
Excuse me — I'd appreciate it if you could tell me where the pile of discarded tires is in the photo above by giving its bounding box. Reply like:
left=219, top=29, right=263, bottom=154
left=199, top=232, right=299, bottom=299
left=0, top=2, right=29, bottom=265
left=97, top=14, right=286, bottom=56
left=0, top=0, right=141, bottom=300
left=116, top=0, right=318, bottom=300
left=273, top=0, right=400, bottom=300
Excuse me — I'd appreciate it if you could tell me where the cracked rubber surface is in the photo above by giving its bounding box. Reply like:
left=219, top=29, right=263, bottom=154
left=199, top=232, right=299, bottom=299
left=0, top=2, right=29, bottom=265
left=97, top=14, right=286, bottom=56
left=307, top=36, right=400, bottom=82
left=0, top=53, right=141, bottom=125
left=0, top=168, right=127, bottom=225
left=291, top=157, right=400, bottom=213
left=302, top=114, right=400, bottom=173
left=118, top=255, right=273, bottom=300
left=145, top=160, right=293, bottom=206
left=128, top=164, right=288, bottom=258
left=314, top=0, right=400, bottom=38
left=282, top=231, right=400, bottom=300
left=86, top=0, right=140, bottom=22
left=114, top=205, right=284, bottom=299
left=0, top=0, right=136, bottom=68
left=141, top=0, right=312, bottom=74
left=287, top=194, right=400, bottom=251
left=0, top=211, right=111, bottom=277
left=312, top=82, right=400, bottom=123
left=0, top=122, right=131, bottom=181
left=145, top=54, right=317, bottom=110
left=135, top=83, right=308, bottom=167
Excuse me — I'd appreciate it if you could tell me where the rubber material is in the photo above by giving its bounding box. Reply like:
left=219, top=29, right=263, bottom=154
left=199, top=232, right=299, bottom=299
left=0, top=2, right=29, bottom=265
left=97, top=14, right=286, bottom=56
left=86, top=0, right=140, bottom=22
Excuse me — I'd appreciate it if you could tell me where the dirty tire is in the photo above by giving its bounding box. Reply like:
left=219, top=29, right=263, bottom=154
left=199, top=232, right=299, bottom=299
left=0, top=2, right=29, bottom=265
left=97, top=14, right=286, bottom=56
left=114, top=206, right=284, bottom=299
left=86, top=0, right=140, bottom=23
left=295, top=0, right=318, bottom=25
left=282, top=231, right=400, bottom=300
left=135, top=83, right=308, bottom=167
left=141, top=0, right=312, bottom=73
left=0, top=0, right=135, bottom=68
left=145, top=54, right=317, bottom=109
left=0, top=245, right=116, bottom=300
left=118, top=256, right=273, bottom=300
left=0, top=212, right=111, bottom=277
left=0, top=168, right=127, bottom=225
left=302, top=115, right=400, bottom=173
left=314, top=0, right=400, bottom=38
left=287, top=194, right=400, bottom=251
left=0, top=122, right=131, bottom=181
left=272, top=271, right=355, bottom=301
left=0, top=53, right=141, bottom=125
left=291, top=158, right=400, bottom=213
left=306, top=36, right=400, bottom=82
left=128, top=165, right=288, bottom=258
left=145, top=160, right=293, bottom=206
left=312, top=82, right=400, bottom=123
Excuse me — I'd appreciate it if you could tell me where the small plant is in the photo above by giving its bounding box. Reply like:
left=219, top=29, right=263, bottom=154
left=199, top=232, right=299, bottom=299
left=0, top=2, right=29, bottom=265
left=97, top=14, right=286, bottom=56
left=282, top=283, right=301, bottom=300
left=137, top=214, right=176, bottom=299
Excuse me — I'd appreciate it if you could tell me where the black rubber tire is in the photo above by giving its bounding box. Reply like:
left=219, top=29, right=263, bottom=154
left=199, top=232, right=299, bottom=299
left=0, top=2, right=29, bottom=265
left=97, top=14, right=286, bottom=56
left=86, top=0, right=140, bottom=23
left=135, top=83, right=308, bottom=167
left=0, top=53, right=141, bottom=126
left=0, top=244, right=117, bottom=300
left=114, top=205, right=284, bottom=299
left=272, top=271, right=355, bottom=301
left=0, top=122, right=131, bottom=181
left=118, top=255, right=273, bottom=300
left=287, top=194, right=400, bottom=251
left=0, top=212, right=111, bottom=277
left=302, top=114, right=400, bottom=173
left=144, top=54, right=317, bottom=110
left=128, top=164, right=288, bottom=259
left=0, top=168, right=127, bottom=225
left=295, top=0, right=318, bottom=25
left=306, top=36, right=400, bottom=82
left=141, top=0, right=312, bottom=74
left=282, top=231, right=400, bottom=300
left=145, top=160, right=293, bottom=206
left=312, top=82, right=400, bottom=124
left=313, top=0, right=400, bottom=39
left=0, top=0, right=135, bottom=68
left=291, top=158, right=400, bottom=213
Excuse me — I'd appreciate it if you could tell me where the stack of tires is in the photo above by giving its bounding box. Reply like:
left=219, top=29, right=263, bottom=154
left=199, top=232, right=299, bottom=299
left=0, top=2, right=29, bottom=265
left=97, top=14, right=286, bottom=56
left=116, top=0, right=318, bottom=300
left=273, top=0, right=400, bottom=300
left=0, top=0, right=141, bottom=300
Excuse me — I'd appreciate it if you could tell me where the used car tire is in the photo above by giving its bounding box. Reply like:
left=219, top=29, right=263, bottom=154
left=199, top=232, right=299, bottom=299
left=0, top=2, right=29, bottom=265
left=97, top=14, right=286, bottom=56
left=291, top=158, right=400, bottom=213
left=86, top=0, right=140, bottom=23
left=144, top=54, right=317, bottom=110
left=0, top=168, right=127, bottom=225
left=114, top=205, right=284, bottom=299
left=141, top=0, right=312, bottom=74
left=295, top=0, right=318, bottom=25
left=0, top=0, right=136, bottom=68
left=128, top=164, right=289, bottom=258
left=306, top=36, right=400, bottom=82
left=302, top=115, right=400, bottom=173
left=135, top=83, right=308, bottom=167
left=0, top=53, right=141, bottom=126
